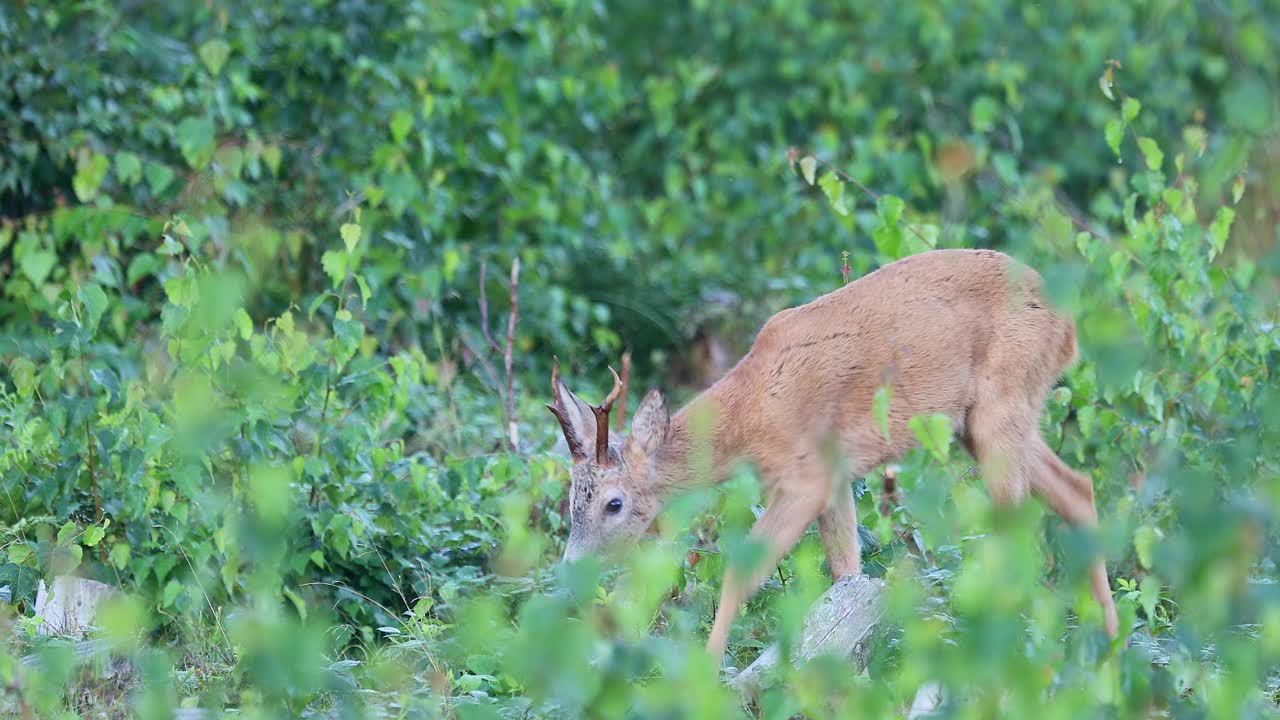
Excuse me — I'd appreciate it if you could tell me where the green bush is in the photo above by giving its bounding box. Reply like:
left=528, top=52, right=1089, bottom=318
left=0, top=0, right=1278, bottom=717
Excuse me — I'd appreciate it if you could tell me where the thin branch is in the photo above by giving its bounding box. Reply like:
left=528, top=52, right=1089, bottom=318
left=789, top=147, right=933, bottom=246
left=504, top=258, right=521, bottom=451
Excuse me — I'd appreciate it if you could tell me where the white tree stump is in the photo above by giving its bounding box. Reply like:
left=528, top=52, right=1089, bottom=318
left=731, top=574, right=886, bottom=691
left=33, top=575, right=117, bottom=636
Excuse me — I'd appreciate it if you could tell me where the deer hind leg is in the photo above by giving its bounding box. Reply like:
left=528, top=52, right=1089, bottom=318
left=818, top=480, right=861, bottom=579
left=965, top=396, right=1036, bottom=508
left=1027, top=436, right=1119, bottom=637
left=706, top=483, right=827, bottom=660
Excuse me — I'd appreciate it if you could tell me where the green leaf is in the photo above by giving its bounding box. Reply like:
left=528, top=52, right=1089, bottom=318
left=1209, top=206, right=1234, bottom=260
left=82, top=525, right=106, bottom=547
left=1076, top=405, right=1096, bottom=437
left=1137, top=137, right=1163, bottom=171
left=7, top=544, right=33, bottom=566
left=78, top=283, right=109, bottom=333
left=321, top=250, right=348, bottom=288
left=818, top=172, right=849, bottom=216
left=235, top=308, right=253, bottom=340
left=970, top=95, right=998, bottom=132
left=1232, top=175, right=1246, bottom=205
left=262, top=145, right=282, bottom=175
left=109, top=543, right=131, bottom=571
left=162, top=579, right=183, bottom=608
left=72, top=152, right=110, bottom=202
left=20, top=250, right=56, bottom=286
left=1122, top=97, right=1141, bottom=123
left=114, top=151, right=142, bottom=187
left=340, top=223, right=362, bottom=253
left=355, top=274, right=372, bottom=307
left=908, top=414, right=952, bottom=463
left=9, top=358, right=36, bottom=397
left=1139, top=575, right=1160, bottom=625
left=1104, top=119, right=1124, bottom=157
left=1134, top=524, right=1161, bottom=570
left=57, top=521, right=78, bottom=545
left=799, top=156, right=817, bottom=185
left=198, top=39, right=231, bottom=75
left=873, top=385, right=893, bottom=441
left=145, top=162, right=176, bottom=196
left=876, top=194, right=905, bottom=225
left=176, top=116, right=216, bottom=169
left=390, top=110, right=413, bottom=143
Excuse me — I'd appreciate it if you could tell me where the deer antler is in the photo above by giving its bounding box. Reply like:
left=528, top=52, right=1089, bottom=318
left=591, top=366, right=623, bottom=465
left=546, top=356, right=588, bottom=462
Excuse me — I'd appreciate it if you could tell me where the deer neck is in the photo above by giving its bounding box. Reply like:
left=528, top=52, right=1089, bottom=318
left=655, top=384, right=744, bottom=491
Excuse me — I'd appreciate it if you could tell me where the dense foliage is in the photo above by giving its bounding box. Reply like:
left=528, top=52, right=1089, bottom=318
left=1, top=0, right=1278, bottom=717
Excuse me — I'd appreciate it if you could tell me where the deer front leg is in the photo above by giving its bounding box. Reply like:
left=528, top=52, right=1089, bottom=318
left=818, top=479, right=861, bottom=579
left=706, top=487, right=827, bottom=660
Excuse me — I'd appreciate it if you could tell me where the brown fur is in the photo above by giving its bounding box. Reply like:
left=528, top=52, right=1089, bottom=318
left=550, top=249, right=1119, bottom=660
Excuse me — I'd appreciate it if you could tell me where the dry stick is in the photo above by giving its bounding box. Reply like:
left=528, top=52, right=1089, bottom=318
left=615, top=350, right=632, bottom=431
left=790, top=148, right=933, bottom=247
left=504, top=258, right=521, bottom=451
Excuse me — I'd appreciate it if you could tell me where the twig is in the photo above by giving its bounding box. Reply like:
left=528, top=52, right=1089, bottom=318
left=615, top=350, right=632, bottom=431
left=81, top=355, right=99, bottom=523
left=788, top=147, right=933, bottom=246
left=504, top=258, right=521, bottom=451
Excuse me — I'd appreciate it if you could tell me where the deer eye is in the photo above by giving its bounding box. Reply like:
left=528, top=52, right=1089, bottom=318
left=605, top=497, right=623, bottom=514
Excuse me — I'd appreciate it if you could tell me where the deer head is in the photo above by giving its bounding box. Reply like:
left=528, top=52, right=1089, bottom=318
left=546, top=357, right=670, bottom=563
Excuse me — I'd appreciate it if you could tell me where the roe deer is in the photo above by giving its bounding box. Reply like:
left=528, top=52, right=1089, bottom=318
left=547, top=248, right=1120, bottom=660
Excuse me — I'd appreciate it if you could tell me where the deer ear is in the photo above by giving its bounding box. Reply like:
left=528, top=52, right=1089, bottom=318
left=625, top=389, right=669, bottom=463
left=549, top=379, right=598, bottom=461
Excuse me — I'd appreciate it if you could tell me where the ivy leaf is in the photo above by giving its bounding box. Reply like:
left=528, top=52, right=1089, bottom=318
left=340, top=223, right=362, bottom=253
left=799, top=156, right=817, bottom=185
left=818, top=172, right=849, bottom=216
left=198, top=39, right=230, bottom=75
